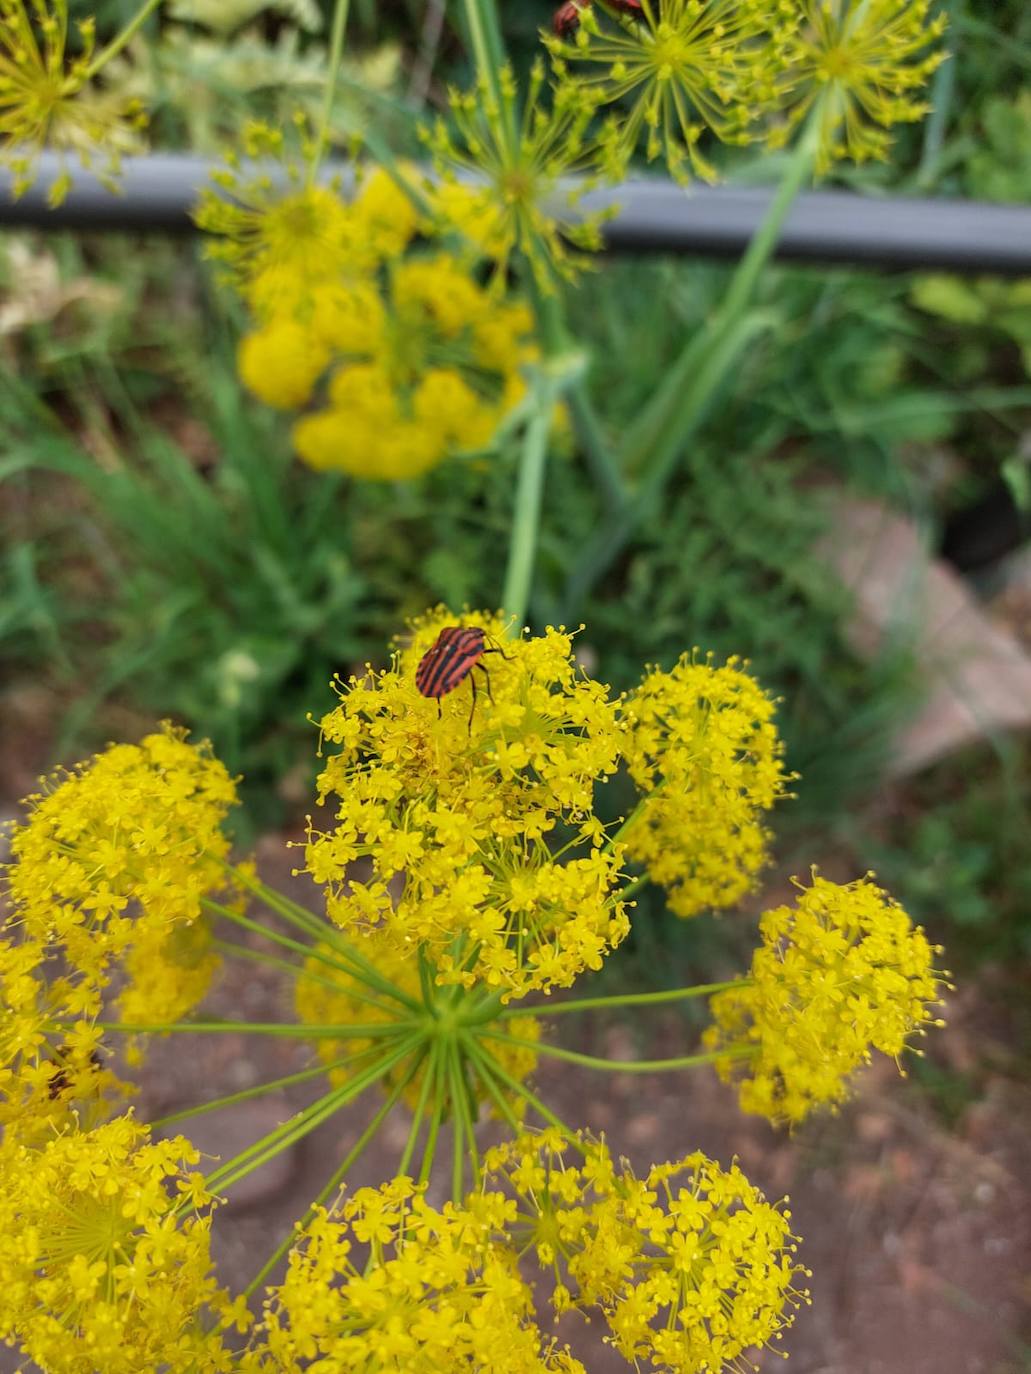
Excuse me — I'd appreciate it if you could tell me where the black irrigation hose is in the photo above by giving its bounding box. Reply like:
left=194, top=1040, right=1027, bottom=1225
left=2, top=152, right=1031, bottom=274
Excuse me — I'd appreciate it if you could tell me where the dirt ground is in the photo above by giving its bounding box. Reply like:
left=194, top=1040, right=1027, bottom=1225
left=3, top=828, right=1030, bottom=1374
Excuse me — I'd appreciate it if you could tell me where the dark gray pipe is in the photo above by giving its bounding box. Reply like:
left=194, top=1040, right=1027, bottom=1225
left=2, top=151, right=1030, bottom=274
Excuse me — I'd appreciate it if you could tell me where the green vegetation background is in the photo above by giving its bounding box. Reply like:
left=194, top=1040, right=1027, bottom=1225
left=1, top=0, right=1029, bottom=966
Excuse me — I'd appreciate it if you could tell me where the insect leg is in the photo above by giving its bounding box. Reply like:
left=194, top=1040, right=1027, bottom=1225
left=467, top=672, right=478, bottom=732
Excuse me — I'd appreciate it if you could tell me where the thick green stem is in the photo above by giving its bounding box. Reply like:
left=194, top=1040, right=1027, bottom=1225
left=84, top=0, right=162, bottom=77
left=564, top=309, right=774, bottom=613
left=149, top=1054, right=361, bottom=1130
left=501, top=381, right=554, bottom=627
left=311, top=0, right=352, bottom=177
left=498, top=980, right=745, bottom=1019
left=461, top=0, right=507, bottom=98
left=562, top=99, right=827, bottom=618
left=241, top=1051, right=424, bottom=1299
left=482, top=1028, right=753, bottom=1074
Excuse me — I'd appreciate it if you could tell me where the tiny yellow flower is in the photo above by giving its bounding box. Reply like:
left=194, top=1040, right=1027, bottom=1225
left=705, top=873, right=948, bottom=1124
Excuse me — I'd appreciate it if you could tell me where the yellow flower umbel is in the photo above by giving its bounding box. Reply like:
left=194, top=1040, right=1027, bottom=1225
left=705, top=874, right=947, bottom=1125
left=251, top=1177, right=585, bottom=1373
left=620, top=654, right=789, bottom=917
left=484, top=1130, right=808, bottom=1373
left=770, top=0, right=948, bottom=169
left=423, top=62, right=611, bottom=288
left=291, top=254, right=537, bottom=480
left=545, top=0, right=793, bottom=182
left=198, top=131, right=536, bottom=479
left=0, top=1, right=147, bottom=204
left=0, top=1116, right=240, bottom=1373
left=2, top=726, right=237, bottom=1028
left=305, top=609, right=629, bottom=1001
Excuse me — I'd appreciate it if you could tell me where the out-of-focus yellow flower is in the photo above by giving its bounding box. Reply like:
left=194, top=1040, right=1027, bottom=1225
left=770, top=0, right=948, bottom=168
left=0, top=0, right=147, bottom=204
left=200, top=132, right=534, bottom=479
left=304, top=608, right=629, bottom=1001
left=620, top=654, right=789, bottom=917
left=195, top=122, right=361, bottom=296
left=291, top=255, right=537, bottom=479
left=705, top=873, right=947, bottom=1124
left=237, top=316, right=333, bottom=409
left=251, top=1179, right=585, bottom=1373
left=422, top=62, right=611, bottom=288
left=546, top=0, right=794, bottom=182
left=0, top=1115, right=241, bottom=1373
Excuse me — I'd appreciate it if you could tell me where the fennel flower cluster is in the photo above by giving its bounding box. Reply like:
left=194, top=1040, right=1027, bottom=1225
left=250, top=1177, right=585, bottom=1372
left=305, top=609, right=631, bottom=1001
left=770, top=0, right=948, bottom=168
left=2, top=726, right=235, bottom=1017
left=0, top=617, right=950, bottom=1374
left=0, top=0, right=147, bottom=204
left=544, top=0, right=796, bottom=182
left=620, top=653, right=790, bottom=917
left=423, top=60, right=614, bottom=288
left=196, top=125, right=538, bottom=479
left=0, top=1116, right=243, bottom=1374
left=541, top=0, right=946, bottom=183
left=705, top=873, right=947, bottom=1124
left=484, top=1130, right=809, bottom=1374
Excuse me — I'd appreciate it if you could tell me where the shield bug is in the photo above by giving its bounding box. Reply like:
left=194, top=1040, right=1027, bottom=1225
left=415, top=625, right=509, bottom=727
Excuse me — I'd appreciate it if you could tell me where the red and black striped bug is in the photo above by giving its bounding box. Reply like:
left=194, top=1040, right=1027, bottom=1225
left=415, top=625, right=510, bottom=728
left=552, top=0, right=644, bottom=37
